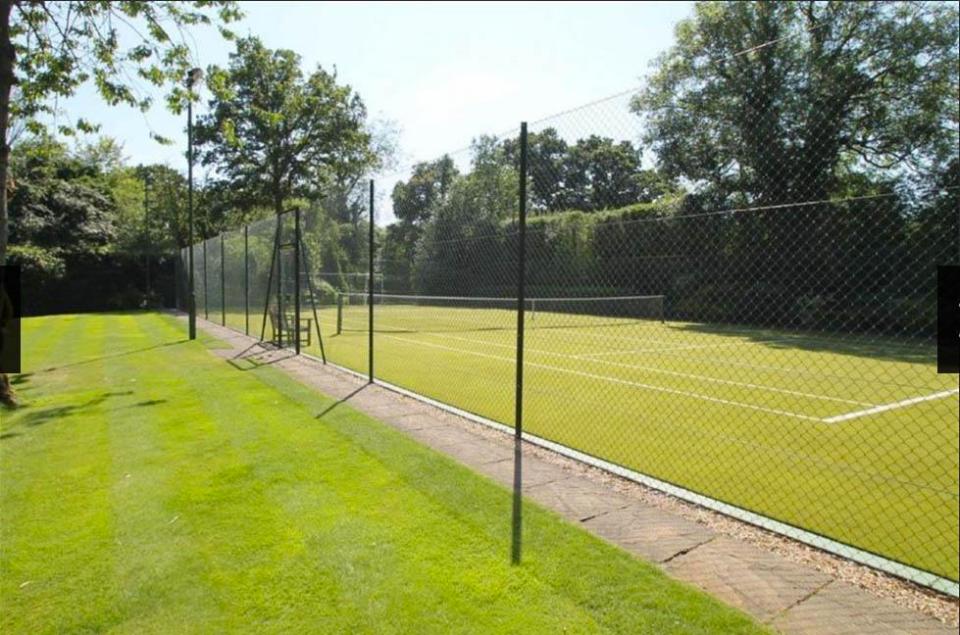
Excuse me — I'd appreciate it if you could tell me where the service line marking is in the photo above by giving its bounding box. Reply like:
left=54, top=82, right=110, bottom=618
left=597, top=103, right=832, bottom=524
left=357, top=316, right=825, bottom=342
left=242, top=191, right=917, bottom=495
left=384, top=333, right=824, bottom=422
left=823, top=389, right=959, bottom=423
left=428, top=330, right=873, bottom=407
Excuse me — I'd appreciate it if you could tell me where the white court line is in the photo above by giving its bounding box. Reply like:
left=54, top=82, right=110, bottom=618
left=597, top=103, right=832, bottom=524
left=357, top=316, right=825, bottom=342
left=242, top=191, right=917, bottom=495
left=571, top=340, right=772, bottom=358
left=347, top=315, right=918, bottom=407
left=431, top=331, right=873, bottom=406
left=384, top=333, right=824, bottom=422
left=823, top=389, right=960, bottom=423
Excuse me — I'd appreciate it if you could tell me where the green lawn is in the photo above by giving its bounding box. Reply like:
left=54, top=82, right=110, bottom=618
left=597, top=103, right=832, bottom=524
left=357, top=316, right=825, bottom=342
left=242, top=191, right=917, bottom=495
left=287, top=301, right=956, bottom=582
left=1, top=312, right=766, bottom=634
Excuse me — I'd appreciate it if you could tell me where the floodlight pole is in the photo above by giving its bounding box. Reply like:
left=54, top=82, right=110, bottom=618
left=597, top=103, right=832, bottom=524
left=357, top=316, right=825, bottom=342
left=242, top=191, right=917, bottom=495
left=186, top=67, right=203, bottom=340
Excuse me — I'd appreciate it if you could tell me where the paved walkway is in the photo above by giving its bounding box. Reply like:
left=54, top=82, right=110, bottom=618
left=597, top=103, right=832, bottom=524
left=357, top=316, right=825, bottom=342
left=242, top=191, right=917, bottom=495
left=194, top=318, right=954, bottom=634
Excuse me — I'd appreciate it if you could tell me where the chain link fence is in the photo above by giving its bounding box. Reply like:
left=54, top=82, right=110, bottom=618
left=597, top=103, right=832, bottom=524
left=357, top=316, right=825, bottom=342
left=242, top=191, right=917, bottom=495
left=179, top=72, right=958, bottom=596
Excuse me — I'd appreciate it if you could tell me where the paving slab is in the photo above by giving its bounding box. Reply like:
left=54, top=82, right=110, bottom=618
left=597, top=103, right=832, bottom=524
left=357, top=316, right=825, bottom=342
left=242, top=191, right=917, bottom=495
left=664, top=536, right=833, bottom=622
left=436, top=437, right=513, bottom=470
left=770, top=581, right=955, bottom=635
left=378, top=411, right=446, bottom=432
left=583, top=503, right=716, bottom=563
left=403, top=422, right=487, bottom=450
left=478, top=455, right=571, bottom=489
left=524, top=477, right=635, bottom=522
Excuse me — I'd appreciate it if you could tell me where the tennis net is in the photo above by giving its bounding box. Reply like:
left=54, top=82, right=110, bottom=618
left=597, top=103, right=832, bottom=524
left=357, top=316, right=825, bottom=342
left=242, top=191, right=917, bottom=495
left=335, top=293, right=665, bottom=334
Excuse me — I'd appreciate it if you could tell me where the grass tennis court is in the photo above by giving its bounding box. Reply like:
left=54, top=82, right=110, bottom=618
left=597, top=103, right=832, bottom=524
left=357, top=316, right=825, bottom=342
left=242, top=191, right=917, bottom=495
left=1, top=313, right=766, bottom=633
left=299, top=300, right=959, bottom=582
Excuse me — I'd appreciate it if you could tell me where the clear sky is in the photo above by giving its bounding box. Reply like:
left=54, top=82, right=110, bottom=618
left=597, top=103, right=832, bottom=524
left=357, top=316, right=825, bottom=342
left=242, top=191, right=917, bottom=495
left=58, top=1, right=692, bottom=166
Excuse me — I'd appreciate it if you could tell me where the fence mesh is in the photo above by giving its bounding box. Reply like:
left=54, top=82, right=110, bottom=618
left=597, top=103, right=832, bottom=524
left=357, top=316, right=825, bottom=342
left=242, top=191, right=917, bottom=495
left=519, top=95, right=958, bottom=589
left=247, top=216, right=277, bottom=342
left=182, top=56, right=958, bottom=594
left=222, top=228, right=246, bottom=334
left=209, top=235, right=225, bottom=326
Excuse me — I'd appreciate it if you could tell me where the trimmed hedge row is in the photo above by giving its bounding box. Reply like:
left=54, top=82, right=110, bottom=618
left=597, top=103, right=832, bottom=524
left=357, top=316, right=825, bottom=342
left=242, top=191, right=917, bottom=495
left=395, top=195, right=956, bottom=338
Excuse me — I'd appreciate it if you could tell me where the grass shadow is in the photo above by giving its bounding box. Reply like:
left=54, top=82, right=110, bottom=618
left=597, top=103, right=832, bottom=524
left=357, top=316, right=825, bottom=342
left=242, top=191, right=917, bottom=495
left=11, top=373, right=32, bottom=386
left=38, top=340, right=189, bottom=373
left=227, top=342, right=296, bottom=371
left=130, top=399, right=168, bottom=408
left=671, top=321, right=937, bottom=365
left=314, top=385, right=367, bottom=420
left=14, top=390, right=135, bottom=427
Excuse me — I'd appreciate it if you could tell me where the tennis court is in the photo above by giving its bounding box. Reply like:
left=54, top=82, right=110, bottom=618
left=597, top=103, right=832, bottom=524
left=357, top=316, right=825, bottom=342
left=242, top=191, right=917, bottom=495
left=293, top=294, right=959, bottom=581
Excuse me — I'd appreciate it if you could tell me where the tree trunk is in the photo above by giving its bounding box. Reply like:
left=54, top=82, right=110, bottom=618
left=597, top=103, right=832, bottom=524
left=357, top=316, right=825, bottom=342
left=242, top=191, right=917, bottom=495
left=0, top=0, right=18, bottom=407
left=0, top=0, right=15, bottom=266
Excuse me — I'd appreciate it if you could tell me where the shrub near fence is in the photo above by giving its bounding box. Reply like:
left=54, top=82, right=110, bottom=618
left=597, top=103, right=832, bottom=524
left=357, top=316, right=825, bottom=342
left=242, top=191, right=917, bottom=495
left=15, top=252, right=175, bottom=316
left=419, top=192, right=954, bottom=338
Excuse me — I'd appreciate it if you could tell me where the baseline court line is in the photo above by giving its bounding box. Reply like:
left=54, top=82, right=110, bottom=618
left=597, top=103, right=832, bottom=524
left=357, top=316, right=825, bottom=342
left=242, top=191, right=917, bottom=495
left=823, top=389, right=960, bottom=423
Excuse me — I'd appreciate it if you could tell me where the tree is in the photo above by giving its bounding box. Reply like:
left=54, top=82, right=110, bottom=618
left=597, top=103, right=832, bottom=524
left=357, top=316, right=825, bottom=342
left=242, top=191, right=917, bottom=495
left=384, top=155, right=459, bottom=291
left=633, top=1, right=959, bottom=204
left=391, top=155, right=458, bottom=225
left=503, top=128, right=568, bottom=213
left=1, top=0, right=242, bottom=265
left=563, top=136, right=645, bottom=210
left=136, top=164, right=188, bottom=248
left=193, top=36, right=377, bottom=219
left=8, top=135, right=119, bottom=282
left=501, top=128, right=675, bottom=213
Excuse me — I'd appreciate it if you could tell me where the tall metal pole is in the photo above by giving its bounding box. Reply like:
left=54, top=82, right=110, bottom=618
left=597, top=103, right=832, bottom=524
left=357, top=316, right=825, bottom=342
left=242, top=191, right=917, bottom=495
left=368, top=179, right=375, bottom=384
left=244, top=225, right=249, bottom=336
left=143, top=174, right=150, bottom=300
left=294, top=208, right=302, bottom=355
left=175, top=248, right=181, bottom=310
left=202, top=238, right=208, bottom=320
left=220, top=233, right=226, bottom=326
left=511, top=122, right=528, bottom=565
left=187, top=96, right=196, bottom=339
left=186, top=68, right=203, bottom=340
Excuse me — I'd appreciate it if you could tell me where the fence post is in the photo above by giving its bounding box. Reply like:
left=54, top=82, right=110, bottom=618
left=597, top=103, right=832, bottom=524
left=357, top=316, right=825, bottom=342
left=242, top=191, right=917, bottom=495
left=337, top=293, right=343, bottom=335
left=174, top=249, right=181, bottom=310
left=203, top=238, right=208, bottom=320
left=512, top=122, right=528, bottom=565
left=244, top=225, right=249, bottom=336
left=277, top=219, right=284, bottom=348
left=220, top=233, right=226, bottom=326
left=368, top=179, right=375, bottom=384
left=294, top=208, right=302, bottom=355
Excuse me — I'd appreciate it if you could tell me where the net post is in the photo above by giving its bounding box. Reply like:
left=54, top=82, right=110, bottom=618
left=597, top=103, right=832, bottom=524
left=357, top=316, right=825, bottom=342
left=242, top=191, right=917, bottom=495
left=294, top=208, right=302, bottom=355
left=244, top=224, right=249, bottom=336
left=368, top=179, right=375, bottom=384
left=512, top=121, right=528, bottom=566
left=220, top=233, right=226, bottom=327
